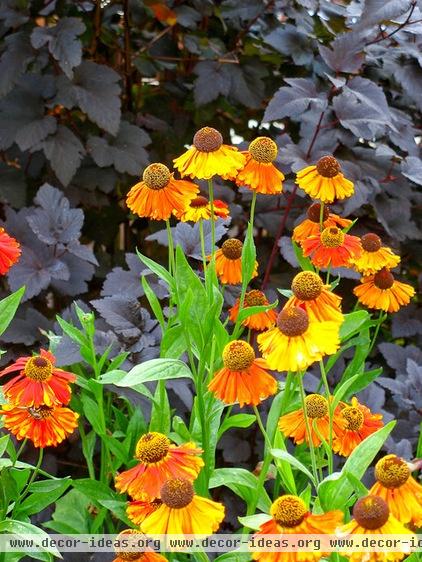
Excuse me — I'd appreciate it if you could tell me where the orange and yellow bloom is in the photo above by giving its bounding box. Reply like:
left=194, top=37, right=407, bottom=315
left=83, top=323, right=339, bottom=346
left=115, top=432, right=203, bottom=500
left=295, top=155, right=354, bottom=203
left=334, top=397, right=383, bottom=457
left=0, top=403, right=78, bottom=448
left=141, top=478, right=225, bottom=535
left=175, top=195, right=229, bottom=222
left=351, top=233, right=400, bottom=275
left=127, top=497, right=163, bottom=526
left=257, top=306, right=340, bottom=372
left=302, top=226, right=362, bottom=269
left=126, top=163, right=199, bottom=221
left=292, top=203, right=352, bottom=244
left=208, top=340, right=277, bottom=407
left=369, top=454, right=422, bottom=526
left=113, top=530, right=167, bottom=562
left=0, top=228, right=20, bottom=274
left=173, top=126, right=245, bottom=180
left=0, top=350, right=76, bottom=408
left=354, top=268, right=415, bottom=313
left=228, top=290, right=277, bottom=331
left=252, top=495, right=343, bottom=562
left=235, top=137, right=284, bottom=194
left=213, top=238, right=258, bottom=285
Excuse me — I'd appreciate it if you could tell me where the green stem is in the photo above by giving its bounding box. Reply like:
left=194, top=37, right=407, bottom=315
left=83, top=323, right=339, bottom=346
left=325, top=264, right=331, bottom=285
left=319, top=201, right=325, bottom=229
left=14, top=439, right=27, bottom=465
left=207, top=179, right=215, bottom=258
left=15, top=448, right=44, bottom=510
left=298, top=374, right=319, bottom=486
left=252, top=405, right=272, bottom=452
left=250, top=190, right=257, bottom=226
left=368, top=310, right=386, bottom=354
left=199, top=219, right=207, bottom=271
left=320, top=360, right=333, bottom=474
left=165, top=219, right=175, bottom=274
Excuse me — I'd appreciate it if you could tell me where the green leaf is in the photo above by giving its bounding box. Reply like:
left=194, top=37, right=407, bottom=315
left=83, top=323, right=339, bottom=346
left=101, top=358, right=193, bottom=387
left=344, top=471, right=368, bottom=498
left=332, top=374, right=360, bottom=410
left=160, top=324, right=187, bottom=359
left=150, top=380, right=170, bottom=434
left=81, top=394, right=105, bottom=435
left=0, top=287, right=25, bottom=337
left=271, top=448, right=317, bottom=487
left=56, top=315, right=88, bottom=347
left=16, top=480, right=71, bottom=516
left=292, top=241, right=314, bottom=271
left=101, top=434, right=128, bottom=467
left=136, top=250, right=175, bottom=291
left=142, top=276, right=165, bottom=330
left=339, top=310, right=371, bottom=340
left=0, top=435, right=9, bottom=457
left=45, top=489, right=91, bottom=534
left=72, top=478, right=119, bottom=504
left=338, top=368, right=383, bottom=399
left=0, top=520, right=61, bottom=557
left=241, top=221, right=257, bottom=285
left=209, top=468, right=271, bottom=512
left=318, top=421, right=396, bottom=510
left=236, top=301, right=278, bottom=324
left=278, top=288, right=293, bottom=298
left=218, top=414, right=256, bottom=438
left=238, top=513, right=272, bottom=530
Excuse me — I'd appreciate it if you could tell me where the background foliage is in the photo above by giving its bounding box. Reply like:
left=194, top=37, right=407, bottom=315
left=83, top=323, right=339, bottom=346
left=0, top=0, right=421, bottom=534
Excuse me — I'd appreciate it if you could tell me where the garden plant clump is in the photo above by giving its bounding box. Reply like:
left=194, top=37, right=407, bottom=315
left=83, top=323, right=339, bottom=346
left=0, top=1, right=421, bottom=562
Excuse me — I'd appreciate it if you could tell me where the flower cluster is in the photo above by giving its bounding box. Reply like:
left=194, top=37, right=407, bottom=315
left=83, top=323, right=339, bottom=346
left=0, top=350, right=78, bottom=448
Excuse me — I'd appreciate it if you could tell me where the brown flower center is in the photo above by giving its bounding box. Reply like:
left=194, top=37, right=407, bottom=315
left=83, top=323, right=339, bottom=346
left=305, top=394, right=328, bottom=418
left=28, top=405, right=54, bottom=420
left=244, top=290, right=267, bottom=307
left=193, top=127, right=223, bottom=152
left=375, top=455, right=410, bottom=489
left=341, top=405, right=364, bottom=431
left=190, top=196, right=208, bottom=208
left=222, top=340, right=255, bottom=370
left=135, top=432, right=170, bottom=464
left=221, top=238, right=243, bottom=260
left=291, top=271, right=323, bottom=301
left=373, top=268, right=394, bottom=290
left=320, top=227, right=345, bottom=248
left=114, top=530, right=144, bottom=561
left=142, top=163, right=171, bottom=190
left=271, top=495, right=307, bottom=528
left=316, top=155, right=341, bottom=178
left=161, top=478, right=194, bottom=509
left=24, top=356, right=53, bottom=381
left=307, top=202, right=330, bottom=223
left=249, top=137, right=278, bottom=163
left=361, top=233, right=382, bottom=253
left=353, top=496, right=389, bottom=530
left=277, top=306, right=309, bottom=337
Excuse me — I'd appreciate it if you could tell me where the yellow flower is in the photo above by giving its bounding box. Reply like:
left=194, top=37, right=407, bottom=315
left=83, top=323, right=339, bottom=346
left=351, top=233, right=401, bottom=275
left=213, top=238, right=258, bottom=285
left=173, top=126, right=245, bottom=180
left=235, top=137, right=284, bottom=194
left=257, top=306, right=340, bottom=373
left=354, top=268, right=415, bottom=313
left=296, top=155, right=354, bottom=203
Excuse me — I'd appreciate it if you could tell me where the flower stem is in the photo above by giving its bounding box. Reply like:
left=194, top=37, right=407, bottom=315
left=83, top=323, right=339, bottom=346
left=165, top=219, right=175, bottom=274
left=199, top=219, right=207, bottom=272
left=319, top=201, right=325, bottom=230
left=319, top=359, right=333, bottom=474
left=15, top=448, right=44, bottom=510
left=298, top=374, right=319, bottom=486
left=207, top=178, right=215, bottom=258
left=368, top=310, right=386, bottom=354
left=14, top=438, right=27, bottom=465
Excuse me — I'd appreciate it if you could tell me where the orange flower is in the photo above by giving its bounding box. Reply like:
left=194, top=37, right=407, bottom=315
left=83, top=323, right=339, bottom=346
left=251, top=495, right=343, bottom=562
left=208, top=340, right=277, bottom=407
left=115, top=432, right=203, bottom=500
left=213, top=238, right=258, bottom=285
left=257, top=306, right=340, bottom=373
left=339, top=495, right=414, bottom=562
left=213, top=199, right=230, bottom=218
left=228, top=290, right=277, bottom=331
left=369, top=454, right=422, bottom=526
left=126, top=163, right=199, bottom=221
left=295, top=155, right=354, bottom=203
left=127, top=497, right=163, bottom=526
left=286, top=271, right=343, bottom=324
left=351, top=233, right=401, bottom=275
left=0, top=349, right=76, bottom=408
left=235, top=137, right=284, bottom=194
left=0, top=228, right=20, bottom=274
left=175, top=195, right=230, bottom=222
left=173, top=126, right=245, bottom=180
left=302, top=226, right=362, bottom=268
left=292, top=202, right=352, bottom=244
left=334, top=397, right=383, bottom=457
left=278, top=394, right=345, bottom=447
left=353, top=268, right=414, bottom=313
left=0, top=404, right=78, bottom=448
left=141, top=478, right=225, bottom=535
left=113, top=529, right=167, bottom=562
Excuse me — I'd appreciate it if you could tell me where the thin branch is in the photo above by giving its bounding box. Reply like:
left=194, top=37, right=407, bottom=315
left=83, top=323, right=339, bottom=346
left=366, top=2, right=417, bottom=46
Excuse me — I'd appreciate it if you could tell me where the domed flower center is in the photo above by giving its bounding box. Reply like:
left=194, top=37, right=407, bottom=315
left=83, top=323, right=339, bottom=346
left=161, top=478, right=194, bottom=509
left=244, top=290, right=267, bottom=307
left=28, top=405, right=54, bottom=420
left=361, top=233, right=382, bottom=253
left=305, top=394, right=328, bottom=418
left=114, top=530, right=144, bottom=561
left=142, top=163, right=171, bottom=190
left=307, top=202, right=330, bottom=223
left=190, top=196, right=208, bottom=208
left=375, top=455, right=410, bottom=489
left=135, top=432, right=170, bottom=464
left=277, top=306, right=309, bottom=337
left=249, top=137, right=278, bottom=163
left=193, top=127, right=223, bottom=152
left=222, top=340, right=255, bottom=371
left=353, top=496, right=389, bottom=530
left=320, top=227, right=345, bottom=248
left=24, top=356, right=53, bottom=381
left=374, top=268, right=394, bottom=290
left=341, top=406, right=364, bottom=431
left=291, top=271, right=323, bottom=301
left=271, top=495, right=308, bottom=527
left=221, top=238, right=243, bottom=260
left=316, top=155, right=341, bottom=178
